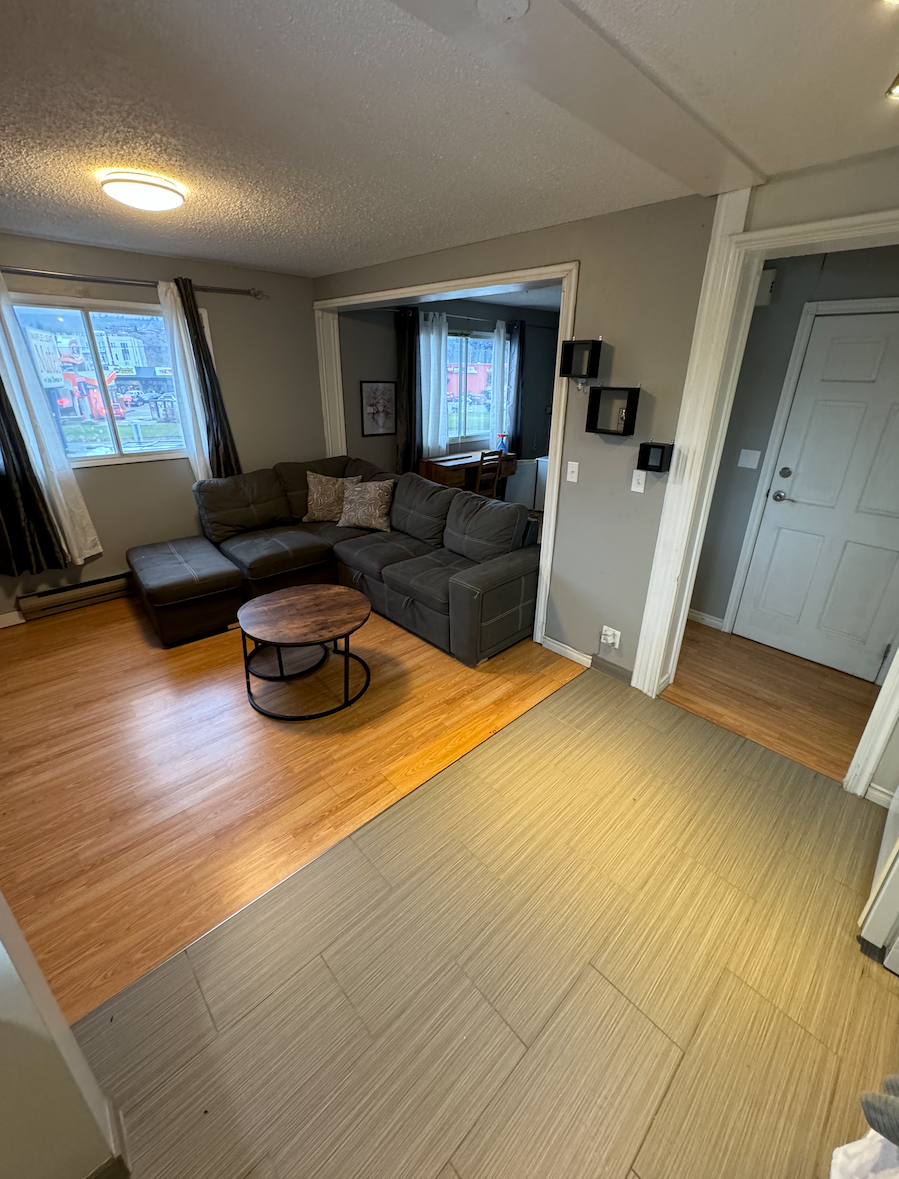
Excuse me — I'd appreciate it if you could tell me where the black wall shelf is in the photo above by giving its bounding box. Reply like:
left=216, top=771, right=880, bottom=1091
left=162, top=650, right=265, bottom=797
left=559, top=339, right=602, bottom=380
left=586, top=386, right=640, bottom=436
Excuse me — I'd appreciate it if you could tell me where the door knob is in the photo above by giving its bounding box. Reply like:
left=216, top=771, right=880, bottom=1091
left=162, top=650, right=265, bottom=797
left=771, top=490, right=794, bottom=502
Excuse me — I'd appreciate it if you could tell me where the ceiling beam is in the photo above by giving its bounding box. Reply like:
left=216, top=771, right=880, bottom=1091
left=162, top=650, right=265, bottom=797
left=389, top=0, right=765, bottom=196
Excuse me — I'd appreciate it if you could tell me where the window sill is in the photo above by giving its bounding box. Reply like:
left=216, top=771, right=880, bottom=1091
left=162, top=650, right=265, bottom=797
left=70, top=450, right=190, bottom=469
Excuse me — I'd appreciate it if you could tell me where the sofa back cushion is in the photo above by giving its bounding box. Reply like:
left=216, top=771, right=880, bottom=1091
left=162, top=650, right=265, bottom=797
left=443, top=491, right=529, bottom=561
left=345, top=457, right=398, bottom=483
left=390, top=473, right=460, bottom=546
left=193, top=469, right=292, bottom=543
left=274, top=457, right=350, bottom=519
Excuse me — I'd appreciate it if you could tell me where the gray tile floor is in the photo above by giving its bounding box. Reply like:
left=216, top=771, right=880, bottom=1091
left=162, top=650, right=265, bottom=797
left=74, top=669, right=890, bottom=1179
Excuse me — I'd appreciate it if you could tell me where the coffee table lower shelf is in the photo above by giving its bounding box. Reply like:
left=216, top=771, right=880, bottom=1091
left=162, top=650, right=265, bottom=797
left=241, top=632, right=371, bottom=721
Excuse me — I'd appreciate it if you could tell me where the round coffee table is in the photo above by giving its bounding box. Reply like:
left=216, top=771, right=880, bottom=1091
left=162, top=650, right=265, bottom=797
left=237, top=584, right=371, bottom=721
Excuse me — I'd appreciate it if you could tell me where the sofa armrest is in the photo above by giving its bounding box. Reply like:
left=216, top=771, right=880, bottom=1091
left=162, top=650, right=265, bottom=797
left=448, top=546, right=540, bottom=666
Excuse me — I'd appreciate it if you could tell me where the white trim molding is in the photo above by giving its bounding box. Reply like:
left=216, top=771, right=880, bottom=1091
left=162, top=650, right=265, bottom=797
left=0, top=610, right=25, bottom=628
left=722, top=296, right=899, bottom=632
left=541, top=634, right=592, bottom=667
left=631, top=196, right=899, bottom=800
left=631, top=188, right=752, bottom=696
left=687, top=609, right=723, bottom=630
left=312, top=260, right=580, bottom=651
left=866, top=782, right=896, bottom=810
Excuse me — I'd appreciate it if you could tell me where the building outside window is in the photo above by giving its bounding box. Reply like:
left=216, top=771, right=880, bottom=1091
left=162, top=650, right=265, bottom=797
left=446, top=332, right=494, bottom=443
left=11, top=297, right=188, bottom=464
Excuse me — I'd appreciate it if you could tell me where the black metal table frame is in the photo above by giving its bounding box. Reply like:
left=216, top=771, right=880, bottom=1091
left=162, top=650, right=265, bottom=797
left=241, top=629, right=370, bottom=721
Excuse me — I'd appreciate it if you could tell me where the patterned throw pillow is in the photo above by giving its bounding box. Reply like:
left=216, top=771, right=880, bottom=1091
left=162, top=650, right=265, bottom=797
left=338, top=480, right=395, bottom=532
left=302, top=472, right=362, bottom=522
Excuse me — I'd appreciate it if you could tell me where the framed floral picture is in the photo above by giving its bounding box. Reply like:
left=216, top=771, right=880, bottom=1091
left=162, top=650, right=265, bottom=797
left=360, top=381, right=397, bottom=436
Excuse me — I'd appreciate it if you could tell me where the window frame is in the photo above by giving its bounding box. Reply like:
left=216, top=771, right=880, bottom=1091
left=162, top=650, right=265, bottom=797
left=447, top=329, right=494, bottom=446
left=10, top=292, right=194, bottom=468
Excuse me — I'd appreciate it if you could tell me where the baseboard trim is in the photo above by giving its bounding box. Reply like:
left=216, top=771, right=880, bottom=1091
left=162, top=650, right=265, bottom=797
left=589, top=654, right=634, bottom=683
left=86, top=1155, right=129, bottom=1179
left=866, top=782, right=895, bottom=810
left=541, top=635, right=592, bottom=667
left=0, top=610, right=25, bottom=628
left=688, top=609, right=724, bottom=630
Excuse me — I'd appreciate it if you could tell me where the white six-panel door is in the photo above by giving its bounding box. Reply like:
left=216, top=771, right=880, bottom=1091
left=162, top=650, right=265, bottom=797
left=734, top=312, right=899, bottom=682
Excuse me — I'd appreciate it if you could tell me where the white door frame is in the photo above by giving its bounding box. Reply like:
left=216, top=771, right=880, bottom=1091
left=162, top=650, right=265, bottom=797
left=722, top=296, right=899, bottom=636
left=632, top=192, right=899, bottom=796
left=312, top=260, right=580, bottom=648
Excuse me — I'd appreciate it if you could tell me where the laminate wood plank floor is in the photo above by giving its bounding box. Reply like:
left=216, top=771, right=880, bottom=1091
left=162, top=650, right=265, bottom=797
left=661, top=620, right=880, bottom=780
left=74, top=670, right=890, bottom=1179
left=0, top=596, right=581, bottom=1022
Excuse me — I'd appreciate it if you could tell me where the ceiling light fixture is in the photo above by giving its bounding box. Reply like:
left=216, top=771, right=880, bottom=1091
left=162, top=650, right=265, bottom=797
left=97, top=170, right=187, bottom=211
left=889, top=73, right=899, bottom=99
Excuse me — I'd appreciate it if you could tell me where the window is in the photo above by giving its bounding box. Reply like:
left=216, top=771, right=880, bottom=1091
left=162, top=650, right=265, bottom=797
left=12, top=298, right=187, bottom=464
left=446, top=333, right=494, bottom=442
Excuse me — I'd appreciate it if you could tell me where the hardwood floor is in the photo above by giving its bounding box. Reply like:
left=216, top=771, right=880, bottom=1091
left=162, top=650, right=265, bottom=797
left=661, top=621, right=880, bottom=781
left=0, top=598, right=581, bottom=1022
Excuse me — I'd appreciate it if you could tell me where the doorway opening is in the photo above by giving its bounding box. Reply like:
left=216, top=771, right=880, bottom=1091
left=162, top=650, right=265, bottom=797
left=663, top=249, right=899, bottom=780
left=312, top=262, right=579, bottom=654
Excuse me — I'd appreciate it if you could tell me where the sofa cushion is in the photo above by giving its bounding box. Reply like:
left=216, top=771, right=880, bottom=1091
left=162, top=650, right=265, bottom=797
left=218, top=527, right=331, bottom=580
left=390, top=472, right=460, bottom=545
left=345, top=457, right=398, bottom=483
left=193, top=469, right=291, bottom=543
left=299, top=521, right=371, bottom=545
left=274, top=457, right=351, bottom=520
left=443, top=491, right=529, bottom=561
left=303, top=472, right=362, bottom=522
left=126, top=536, right=243, bottom=607
left=333, top=531, right=436, bottom=581
left=382, top=548, right=477, bottom=615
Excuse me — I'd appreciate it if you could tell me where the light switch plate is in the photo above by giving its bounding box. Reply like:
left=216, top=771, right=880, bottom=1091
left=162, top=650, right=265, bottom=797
left=738, top=449, right=761, bottom=469
left=567, top=461, right=579, bottom=482
left=631, top=469, right=646, bottom=493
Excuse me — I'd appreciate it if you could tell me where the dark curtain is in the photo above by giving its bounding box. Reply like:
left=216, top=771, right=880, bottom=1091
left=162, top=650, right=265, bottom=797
left=395, top=307, right=421, bottom=474
left=506, top=320, right=525, bottom=455
left=174, top=277, right=242, bottom=479
left=0, top=372, right=68, bottom=577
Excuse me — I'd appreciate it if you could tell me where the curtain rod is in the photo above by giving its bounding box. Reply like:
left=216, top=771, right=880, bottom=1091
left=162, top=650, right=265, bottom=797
left=0, top=265, right=266, bottom=299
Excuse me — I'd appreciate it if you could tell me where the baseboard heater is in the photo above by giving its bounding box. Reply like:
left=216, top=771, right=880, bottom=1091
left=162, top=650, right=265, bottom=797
left=18, top=573, right=134, bottom=621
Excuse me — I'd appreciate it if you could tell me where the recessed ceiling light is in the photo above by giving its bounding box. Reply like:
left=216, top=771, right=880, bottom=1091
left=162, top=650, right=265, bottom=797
left=97, top=170, right=186, bottom=211
left=889, top=73, right=899, bottom=99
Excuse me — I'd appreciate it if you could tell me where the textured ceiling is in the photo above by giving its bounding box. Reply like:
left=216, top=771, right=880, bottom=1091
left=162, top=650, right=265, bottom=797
left=572, top=0, right=899, bottom=175
left=0, top=0, right=686, bottom=276
left=1, top=0, right=896, bottom=277
left=468, top=287, right=562, bottom=310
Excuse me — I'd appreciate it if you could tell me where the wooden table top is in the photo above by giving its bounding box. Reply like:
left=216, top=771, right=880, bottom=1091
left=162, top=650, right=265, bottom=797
left=238, top=585, right=371, bottom=646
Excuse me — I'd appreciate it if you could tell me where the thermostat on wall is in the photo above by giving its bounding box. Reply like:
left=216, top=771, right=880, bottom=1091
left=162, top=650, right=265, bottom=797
left=636, top=442, right=673, bottom=473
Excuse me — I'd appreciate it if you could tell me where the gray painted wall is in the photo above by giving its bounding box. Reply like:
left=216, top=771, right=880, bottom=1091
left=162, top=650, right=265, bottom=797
left=339, top=309, right=399, bottom=472
left=315, top=196, right=715, bottom=670
left=0, top=232, right=321, bottom=615
left=693, top=244, right=899, bottom=622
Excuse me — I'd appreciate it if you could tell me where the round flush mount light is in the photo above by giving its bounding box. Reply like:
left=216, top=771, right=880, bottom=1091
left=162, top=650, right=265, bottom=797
left=97, top=170, right=187, bottom=211
left=889, top=72, right=899, bottom=99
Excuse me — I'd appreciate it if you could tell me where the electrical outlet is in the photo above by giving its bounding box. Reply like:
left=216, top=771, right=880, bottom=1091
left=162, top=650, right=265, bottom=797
left=600, top=625, right=621, bottom=649
left=567, top=461, right=579, bottom=482
left=631, top=469, right=646, bottom=493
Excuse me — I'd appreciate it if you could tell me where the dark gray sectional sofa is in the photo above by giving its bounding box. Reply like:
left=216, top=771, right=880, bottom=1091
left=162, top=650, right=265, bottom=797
left=127, top=454, right=540, bottom=666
